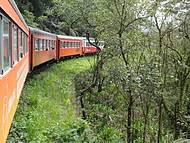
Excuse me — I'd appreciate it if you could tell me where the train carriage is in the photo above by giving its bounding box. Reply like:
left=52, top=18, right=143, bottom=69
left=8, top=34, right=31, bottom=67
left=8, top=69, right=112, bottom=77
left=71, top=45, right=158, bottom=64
left=57, top=35, right=83, bottom=59
left=0, top=0, right=29, bottom=142
left=29, top=27, right=57, bottom=70
left=82, top=37, right=97, bottom=54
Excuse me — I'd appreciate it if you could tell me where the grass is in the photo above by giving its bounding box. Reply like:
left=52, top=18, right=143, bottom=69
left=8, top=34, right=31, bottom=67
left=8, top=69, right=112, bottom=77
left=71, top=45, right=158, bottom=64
left=8, top=56, right=96, bottom=143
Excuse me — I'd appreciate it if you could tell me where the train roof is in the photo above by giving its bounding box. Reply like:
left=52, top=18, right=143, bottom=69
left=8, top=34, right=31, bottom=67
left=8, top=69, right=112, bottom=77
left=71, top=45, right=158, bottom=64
left=57, top=35, right=95, bottom=41
left=57, top=35, right=84, bottom=40
left=9, top=0, right=28, bottom=28
left=29, top=27, right=56, bottom=38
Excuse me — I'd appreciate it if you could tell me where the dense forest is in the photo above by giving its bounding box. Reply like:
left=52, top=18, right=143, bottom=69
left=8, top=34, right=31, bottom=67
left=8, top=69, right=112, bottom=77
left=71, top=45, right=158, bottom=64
left=13, top=0, right=190, bottom=142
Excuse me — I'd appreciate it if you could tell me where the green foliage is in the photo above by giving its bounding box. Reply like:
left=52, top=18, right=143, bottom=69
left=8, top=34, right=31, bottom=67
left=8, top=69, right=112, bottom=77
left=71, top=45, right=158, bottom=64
left=22, top=10, right=39, bottom=27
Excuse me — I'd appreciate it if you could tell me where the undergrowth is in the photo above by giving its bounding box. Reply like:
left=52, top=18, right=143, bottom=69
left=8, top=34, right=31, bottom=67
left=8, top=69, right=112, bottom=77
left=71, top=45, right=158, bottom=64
left=8, top=57, right=96, bottom=143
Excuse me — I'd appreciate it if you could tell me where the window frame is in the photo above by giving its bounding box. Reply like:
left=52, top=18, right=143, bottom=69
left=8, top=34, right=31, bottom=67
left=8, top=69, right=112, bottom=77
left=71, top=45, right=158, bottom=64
left=0, top=14, right=12, bottom=74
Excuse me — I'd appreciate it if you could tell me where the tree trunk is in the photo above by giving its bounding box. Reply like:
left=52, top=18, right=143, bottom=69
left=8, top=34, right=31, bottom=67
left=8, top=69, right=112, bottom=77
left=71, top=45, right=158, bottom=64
left=157, top=98, right=162, bottom=143
left=127, top=89, right=133, bottom=143
left=80, top=93, right=86, bottom=120
left=143, top=104, right=149, bottom=143
left=174, top=101, right=180, bottom=139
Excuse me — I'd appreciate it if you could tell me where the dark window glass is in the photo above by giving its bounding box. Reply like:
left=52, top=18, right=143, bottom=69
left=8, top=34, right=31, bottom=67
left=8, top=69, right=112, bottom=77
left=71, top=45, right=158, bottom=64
left=46, top=40, right=48, bottom=49
left=63, top=42, right=66, bottom=48
left=42, top=39, right=45, bottom=50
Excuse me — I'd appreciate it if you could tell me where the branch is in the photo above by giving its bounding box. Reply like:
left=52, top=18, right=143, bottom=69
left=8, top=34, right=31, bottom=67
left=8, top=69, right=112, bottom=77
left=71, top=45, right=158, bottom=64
left=86, top=32, right=101, bottom=51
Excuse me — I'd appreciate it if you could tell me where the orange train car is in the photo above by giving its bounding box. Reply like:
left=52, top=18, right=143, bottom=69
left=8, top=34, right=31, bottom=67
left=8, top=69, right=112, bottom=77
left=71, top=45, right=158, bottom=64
left=29, top=27, right=57, bottom=70
left=0, top=0, right=29, bottom=142
left=82, top=37, right=97, bottom=54
left=57, top=35, right=83, bottom=59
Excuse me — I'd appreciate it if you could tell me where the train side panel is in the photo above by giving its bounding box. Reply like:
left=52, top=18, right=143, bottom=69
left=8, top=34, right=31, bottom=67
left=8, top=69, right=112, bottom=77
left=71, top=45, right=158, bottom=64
left=83, top=46, right=97, bottom=54
left=0, top=55, right=29, bottom=142
left=33, top=50, right=56, bottom=67
left=59, top=48, right=83, bottom=58
left=0, top=0, right=29, bottom=142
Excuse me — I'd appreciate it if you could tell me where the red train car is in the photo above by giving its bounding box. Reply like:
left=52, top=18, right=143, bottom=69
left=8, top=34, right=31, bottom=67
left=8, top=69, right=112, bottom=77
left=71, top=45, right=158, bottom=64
left=57, top=35, right=83, bottom=59
left=0, top=0, right=29, bottom=142
left=29, top=27, right=57, bottom=70
left=82, top=37, right=97, bottom=54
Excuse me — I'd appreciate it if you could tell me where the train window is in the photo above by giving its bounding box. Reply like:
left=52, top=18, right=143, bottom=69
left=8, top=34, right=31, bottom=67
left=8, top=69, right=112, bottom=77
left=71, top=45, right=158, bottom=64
left=45, top=40, right=48, bottom=50
left=2, top=18, right=11, bottom=71
left=50, top=40, right=52, bottom=49
left=67, top=42, right=69, bottom=48
left=13, top=25, right=18, bottom=64
left=19, top=31, right=24, bottom=58
left=25, top=34, right=28, bottom=53
left=61, top=42, right=63, bottom=48
left=51, top=40, right=53, bottom=49
left=51, top=40, right=54, bottom=50
left=66, top=42, right=69, bottom=48
left=39, top=39, right=42, bottom=50
left=42, top=39, right=45, bottom=50
left=23, top=34, right=25, bottom=55
left=49, top=40, right=51, bottom=50
left=52, top=41, right=55, bottom=49
left=35, top=39, right=39, bottom=51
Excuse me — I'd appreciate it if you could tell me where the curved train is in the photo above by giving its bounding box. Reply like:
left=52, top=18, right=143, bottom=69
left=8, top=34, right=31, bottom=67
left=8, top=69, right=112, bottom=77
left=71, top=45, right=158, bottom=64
left=0, top=0, right=100, bottom=142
